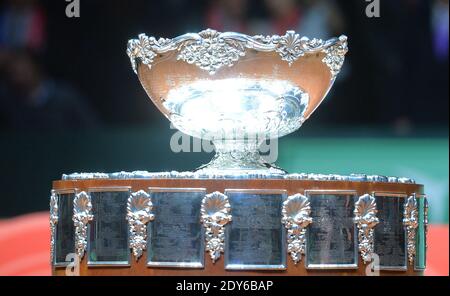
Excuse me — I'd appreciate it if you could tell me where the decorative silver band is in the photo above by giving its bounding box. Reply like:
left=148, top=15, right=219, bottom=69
left=354, top=194, right=379, bottom=264
left=126, top=190, right=155, bottom=260
left=200, top=191, right=232, bottom=263
left=62, top=171, right=416, bottom=184
left=127, top=29, right=348, bottom=77
left=73, top=191, right=93, bottom=259
left=403, top=195, right=419, bottom=265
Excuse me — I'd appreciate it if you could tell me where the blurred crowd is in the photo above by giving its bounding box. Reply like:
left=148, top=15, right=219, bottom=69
left=0, top=0, right=448, bottom=131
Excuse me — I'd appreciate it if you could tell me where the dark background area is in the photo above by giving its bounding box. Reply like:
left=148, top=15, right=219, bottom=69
left=0, top=0, right=448, bottom=217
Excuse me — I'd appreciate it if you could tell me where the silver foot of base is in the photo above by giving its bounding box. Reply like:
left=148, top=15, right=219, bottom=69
left=194, top=140, right=287, bottom=177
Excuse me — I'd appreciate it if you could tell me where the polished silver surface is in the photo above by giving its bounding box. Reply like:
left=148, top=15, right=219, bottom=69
left=224, top=189, right=287, bottom=270
left=73, top=191, right=93, bottom=259
left=354, top=194, right=379, bottom=264
left=148, top=188, right=205, bottom=268
left=87, top=188, right=131, bottom=267
left=165, top=79, right=309, bottom=140
left=305, top=190, right=358, bottom=269
left=403, top=195, right=419, bottom=265
left=373, top=192, right=407, bottom=271
left=281, top=193, right=312, bottom=264
left=127, top=190, right=155, bottom=261
left=200, top=191, right=232, bottom=264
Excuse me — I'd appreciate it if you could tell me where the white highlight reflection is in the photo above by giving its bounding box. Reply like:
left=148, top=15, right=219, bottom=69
left=164, top=78, right=309, bottom=140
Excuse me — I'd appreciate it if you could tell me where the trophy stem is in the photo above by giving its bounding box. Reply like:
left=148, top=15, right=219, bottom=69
left=195, top=139, right=286, bottom=175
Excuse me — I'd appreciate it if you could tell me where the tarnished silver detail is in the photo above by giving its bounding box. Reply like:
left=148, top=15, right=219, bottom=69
left=322, top=35, right=348, bottom=77
left=73, top=191, right=93, bottom=259
left=49, top=190, right=58, bottom=264
left=354, top=194, right=379, bottom=263
left=126, top=190, right=155, bottom=260
left=127, top=29, right=347, bottom=76
left=403, top=195, right=418, bottom=264
left=282, top=193, right=312, bottom=264
left=200, top=191, right=232, bottom=263
left=61, top=171, right=417, bottom=184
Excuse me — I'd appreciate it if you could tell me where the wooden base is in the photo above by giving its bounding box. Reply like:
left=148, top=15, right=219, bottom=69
left=52, top=178, right=425, bottom=276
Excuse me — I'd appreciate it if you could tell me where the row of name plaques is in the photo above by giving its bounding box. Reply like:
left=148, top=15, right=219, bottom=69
left=51, top=188, right=427, bottom=271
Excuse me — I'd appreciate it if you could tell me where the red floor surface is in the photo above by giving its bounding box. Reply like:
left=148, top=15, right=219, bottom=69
left=0, top=212, right=448, bottom=276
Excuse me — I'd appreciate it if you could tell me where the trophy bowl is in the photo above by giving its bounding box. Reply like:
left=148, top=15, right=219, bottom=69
left=127, top=29, right=348, bottom=175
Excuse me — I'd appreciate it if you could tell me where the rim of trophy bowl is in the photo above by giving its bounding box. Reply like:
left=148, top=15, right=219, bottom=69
left=126, top=29, right=348, bottom=174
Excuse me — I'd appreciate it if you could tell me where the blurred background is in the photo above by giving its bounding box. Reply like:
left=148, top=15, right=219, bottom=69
left=0, top=0, right=448, bottom=275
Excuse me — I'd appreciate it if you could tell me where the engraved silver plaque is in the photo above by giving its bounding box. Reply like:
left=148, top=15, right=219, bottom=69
left=373, top=192, right=407, bottom=271
left=305, top=190, right=358, bottom=269
left=87, top=188, right=131, bottom=266
left=53, top=190, right=76, bottom=266
left=414, top=194, right=427, bottom=270
left=224, top=189, right=287, bottom=270
left=147, top=188, right=205, bottom=268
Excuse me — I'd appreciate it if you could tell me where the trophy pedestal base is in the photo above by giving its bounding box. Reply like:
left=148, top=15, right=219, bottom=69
left=51, top=176, right=426, bottom=276
left=194, top=140, right=287, bottom=176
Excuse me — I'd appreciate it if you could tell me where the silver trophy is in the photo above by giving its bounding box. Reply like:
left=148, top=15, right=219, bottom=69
left=49, top=30, right=427, bottom=276
left=127, top=29, right=348, bottom=175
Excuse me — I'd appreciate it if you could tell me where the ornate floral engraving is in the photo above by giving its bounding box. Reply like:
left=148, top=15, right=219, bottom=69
left=253, top=32, right=325, bottom=65
left=281, top=193, right=312, bottom=264
left=322, top=35, right=348, bottom=77
left=354, top=194, right=379, bottom=263
left=200, top=191, right=232, bottom=263
left=49, top=190, right=58, bottom=264
left=274, top=32, right=325, bottom=65
left=127, top=34, right=173, bottom=73
left=73, top=191, right=93, bottom=259
left=126, top=190, right=155, bottom=260
left=177, top=29, right=246, bottom=74
left=127, top=29, right=348, bottom=77
left=403, top=195, right=418, bottom=264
